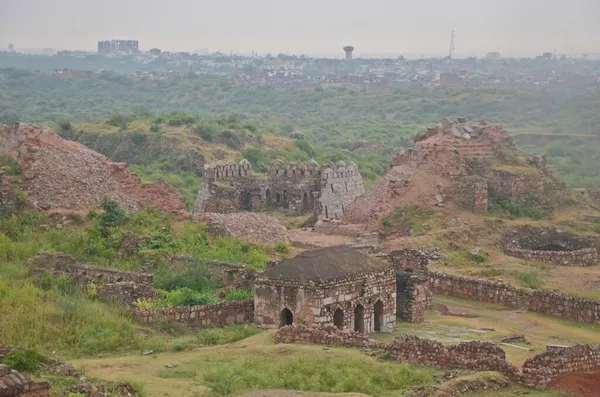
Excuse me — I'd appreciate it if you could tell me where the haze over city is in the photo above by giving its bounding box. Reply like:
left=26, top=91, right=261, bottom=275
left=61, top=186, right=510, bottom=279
left=2, top=0, right=600, bottom=57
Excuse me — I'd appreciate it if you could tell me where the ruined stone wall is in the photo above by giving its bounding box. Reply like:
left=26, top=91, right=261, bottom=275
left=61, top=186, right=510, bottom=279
left=386, top=249, right=431, bottom=275
left=132, top=299, right=254, bottom=327
left=274, top=324, right=382, bottom=348
left=275, top=326, right=517, bottom=375
left=396, top=273, right=428, bottom=323
left=0, top=364, right=50, bottom=397
left=319, top=162, right=365, bottom=219
left=520, top=345, right=600, bottom=389
left=194, top=159, right=355, bottom=216
left=254, top=268, right=396, bottom=332
left=453, top=176, right=489, bottom=212
left=502, top=227, right=598, bottom=266
left=28, top=253, right=157, bottom=305
left=486, top=170, right=551, bottom=201
left=429, top=272, right=600, bottom=325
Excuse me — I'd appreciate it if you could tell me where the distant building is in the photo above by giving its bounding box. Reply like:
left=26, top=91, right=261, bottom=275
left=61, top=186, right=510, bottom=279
left=485, top=52, right=501, bottom=61
left=98, top=40, right=139, bottom=54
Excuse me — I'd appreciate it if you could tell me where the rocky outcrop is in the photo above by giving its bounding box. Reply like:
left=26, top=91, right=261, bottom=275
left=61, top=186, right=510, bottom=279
left=0, top=364, right=49, bottom=397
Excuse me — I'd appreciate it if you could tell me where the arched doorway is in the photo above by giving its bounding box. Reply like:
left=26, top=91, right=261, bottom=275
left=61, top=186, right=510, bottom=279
left=354, top=304, right=365, bottom=334
left=280, top=308, right=293, bottom=327
left=265, top=189, right=272, bottom=207
left=333, top=309, right=344, bottom=330
left=374, top=300, right=384, bottom=332
left=302, top=191, right=309, bottom=211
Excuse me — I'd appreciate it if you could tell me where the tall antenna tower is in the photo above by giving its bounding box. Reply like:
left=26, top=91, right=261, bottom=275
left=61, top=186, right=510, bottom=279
left=448, top=29, right=456, bottom=59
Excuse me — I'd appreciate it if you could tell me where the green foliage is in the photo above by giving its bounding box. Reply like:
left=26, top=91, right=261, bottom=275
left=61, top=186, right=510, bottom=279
left=471, top=252, right=487, bottom=263
left=275, top=242, right=290, bottom=254
left=130, top=130, right=146, bottom=145
left=154, top=266, right=218, bottom=292
left=151, top=288, right=219, bottom=308
left=1, top=348, right=47, bottom=373
left=295, top=140, right=315, bottom=157
left=518, top=271, right=542, bottom=289
left=224, top=287, right=254, bottom=302
left=15, top=190, right=26, bottom=205
left=58, top=119, right=73, bottom=132
left=196, top=324, right=259, bottom=346
left=382, top=205, right=435, bottom=235
left=595, top=224, right=600, bottom=234
left=0, top=156, right=21, bottom=175
left=97, top=198, right=128, bottom=235
left=489, top=197, right=544, bottom=219
left=170, top=343, right=186, bottom=352
left=107, top=113, right=133, bottom=129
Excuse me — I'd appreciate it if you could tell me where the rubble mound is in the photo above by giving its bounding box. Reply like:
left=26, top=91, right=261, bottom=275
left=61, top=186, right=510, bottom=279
left=344, top=117, right=561, bottom=229
left=0, top=123, right=186, bottom=214
left=197, top=212, right=288, bottom=244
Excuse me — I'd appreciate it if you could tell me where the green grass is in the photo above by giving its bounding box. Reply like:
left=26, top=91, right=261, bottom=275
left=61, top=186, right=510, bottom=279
left=518, top=271, right=543, bottom=289
left=196, top=324, right=260, bottom=346
left=201, top=351, right=436, bottom=396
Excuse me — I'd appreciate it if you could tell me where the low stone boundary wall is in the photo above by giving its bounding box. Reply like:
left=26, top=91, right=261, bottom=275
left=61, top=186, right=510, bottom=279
left=132, top=299, right=254, bottom=328
left=429, top=272, right=600, bottom=325
left=274, top=324, right=380, bottom=348
left=27, top=253, right=157, bottom=307
left=520, top=345, right=600, bottom=389
left=275, top=325, right=600, bottom=390
left=275, top=325, right=518, bottom=376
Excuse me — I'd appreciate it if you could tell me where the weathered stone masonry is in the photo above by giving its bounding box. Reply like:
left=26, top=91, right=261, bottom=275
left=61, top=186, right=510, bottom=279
left=254, top=246, right=397, bottom=333
left=194, top=159, right=365, bottom=219
left=276, top=325, right=600, bottom=390
left=429, top=272, right=600, bottom=325
left=0, top=364, right=50, bottom=397
left=27, top=253, right=157, bottom=306
left=132, top=299, right=254, bottom=327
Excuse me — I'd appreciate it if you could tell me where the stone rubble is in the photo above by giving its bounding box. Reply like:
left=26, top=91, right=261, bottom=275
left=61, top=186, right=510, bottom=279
left=195, top=212, right=288, bottom=244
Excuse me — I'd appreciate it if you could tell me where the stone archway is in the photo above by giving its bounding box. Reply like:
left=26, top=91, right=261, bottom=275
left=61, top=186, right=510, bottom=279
left=265, top=189, right=272, bottom=207
left=354, top=304, right=365, bottom=334
left=333, top=308, right=344, bottom=330
left=280, top=308, right=293, bottom=327
left=374, top=300, right=384, bottom=332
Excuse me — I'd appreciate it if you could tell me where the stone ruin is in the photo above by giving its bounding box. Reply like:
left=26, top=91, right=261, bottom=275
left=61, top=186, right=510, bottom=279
left=193, top=159, right=365, bottom=219
left=254, top=246, right=429, bottom=333
left=27, top=252, right=157, bottom=306
left=342, top=118, right=560, bottom=228
left=503, top=226, right=598, bottom=266
left=0, top=364, right=49, bottom=397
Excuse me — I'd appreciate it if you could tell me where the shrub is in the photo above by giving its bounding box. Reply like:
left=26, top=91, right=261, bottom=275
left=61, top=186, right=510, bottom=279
left=1, top=348, right=47, bottom=373
left=594, top=224, right=600, bottom=234
left=275, top=242, right=290, bottom=254
left=382, top=218, right=391, bottom=227
left=69, top=213, right=84, bottom=226
left=58, top=119, right=72, bottom=132
left=224, top=287, right=254, bottom=302
left=170, top=343, right=186, bottom=352
left=518, top=271, right=542, bottom=289
left=15, top=190, right=27, bottom=205
left=107, top=113, right=133, bottom=129
left=130, top=131, right=146, bottom=145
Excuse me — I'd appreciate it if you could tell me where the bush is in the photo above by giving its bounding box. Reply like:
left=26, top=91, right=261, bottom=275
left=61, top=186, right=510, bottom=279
left=595, top=224, right=600, bottom=234
left=130, top=131, right=146, bottom=145
left=518, top=271, right=542, bottom=289
left=58, top=119, right=72, bottom=132
left=275, top=242, right=290, bottom=254
left=107, top=113, right=133, bottom=129
left=1, top=348, right=47, bottom=373
left=98, top=198, right=128, bottom=233
left=224, top=287, right=254, bottom=302
left=170, top=343, right=186, bottom=352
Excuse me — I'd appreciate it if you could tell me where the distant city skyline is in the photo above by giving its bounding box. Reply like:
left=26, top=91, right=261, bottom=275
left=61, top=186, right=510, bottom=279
left=2, top=0, right=599, bottom=58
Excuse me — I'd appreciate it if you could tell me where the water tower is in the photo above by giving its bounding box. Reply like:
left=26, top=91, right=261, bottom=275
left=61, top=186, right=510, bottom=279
left=343, top=46, right=354, bottom=60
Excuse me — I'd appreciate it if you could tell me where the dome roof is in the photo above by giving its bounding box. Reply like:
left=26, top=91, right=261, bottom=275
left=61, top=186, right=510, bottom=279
left=336, top=161, right=347, bottom=167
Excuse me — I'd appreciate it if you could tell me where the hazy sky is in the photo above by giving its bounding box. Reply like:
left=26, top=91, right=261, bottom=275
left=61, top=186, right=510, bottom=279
left=1, top=0, right=599, bottom=56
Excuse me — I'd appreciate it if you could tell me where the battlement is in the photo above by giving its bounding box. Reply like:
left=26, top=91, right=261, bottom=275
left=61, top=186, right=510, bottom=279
left=195, top=158, right=365, bottom=218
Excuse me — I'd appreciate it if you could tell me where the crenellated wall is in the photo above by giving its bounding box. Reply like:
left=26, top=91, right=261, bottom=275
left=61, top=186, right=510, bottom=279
left=193, top=158, right=365, bottom=218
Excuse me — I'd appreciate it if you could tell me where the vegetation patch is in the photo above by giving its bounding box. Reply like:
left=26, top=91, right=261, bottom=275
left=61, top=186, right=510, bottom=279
left=381, top=205, right=436, bottom=236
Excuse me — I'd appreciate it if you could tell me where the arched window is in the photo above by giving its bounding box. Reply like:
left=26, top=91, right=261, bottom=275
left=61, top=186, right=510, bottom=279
left=354, top=304, right=365, bottom=334
left=374, top=300, right=384, bottom=332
